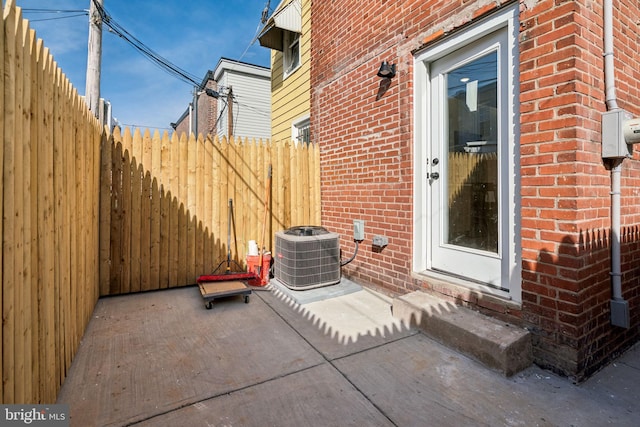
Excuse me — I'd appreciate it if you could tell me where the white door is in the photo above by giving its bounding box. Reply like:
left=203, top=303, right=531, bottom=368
left=428, top=29, right=508, bottom=288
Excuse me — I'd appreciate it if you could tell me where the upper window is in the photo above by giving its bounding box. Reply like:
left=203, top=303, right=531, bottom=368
left=283, top=31, right=301, bottom=78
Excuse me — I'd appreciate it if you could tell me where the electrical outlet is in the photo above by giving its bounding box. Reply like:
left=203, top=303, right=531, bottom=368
left=372, top=235, right=388, bottom=247
left=353, top=220, right=365, bottom=241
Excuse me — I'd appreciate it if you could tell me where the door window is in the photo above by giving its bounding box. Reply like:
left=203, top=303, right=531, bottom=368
left=444, top=51, right=499, bottom=253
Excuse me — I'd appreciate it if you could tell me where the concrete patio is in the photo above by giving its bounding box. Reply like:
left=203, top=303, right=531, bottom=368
left=57, top=282, right=640, bottom=426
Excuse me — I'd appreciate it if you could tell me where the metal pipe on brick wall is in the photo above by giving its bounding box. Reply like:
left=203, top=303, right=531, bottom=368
left=610, top=160, right=623, bottom=301
left=604, top=0, right=618, bottom=111
left=604, top=0, right=629, bottom=328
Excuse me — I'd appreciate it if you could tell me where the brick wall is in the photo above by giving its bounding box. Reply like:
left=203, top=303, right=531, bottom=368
left=173, top=79, right=219, bottom=137
left=195, top=80, right=220, bottom=136
left=312, top=0, right=640, bottom=380
left=519, top=0, right=640, bottom=378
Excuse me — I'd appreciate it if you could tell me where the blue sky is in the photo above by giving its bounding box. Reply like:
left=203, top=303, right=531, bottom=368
left=14, top=0, right=272, bottom=131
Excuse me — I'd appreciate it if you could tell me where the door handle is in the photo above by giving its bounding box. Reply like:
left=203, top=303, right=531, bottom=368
left=430, top=172, right=440, bottom=180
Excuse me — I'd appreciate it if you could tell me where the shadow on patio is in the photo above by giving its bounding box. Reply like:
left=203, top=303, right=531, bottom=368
left=55, top=282, right=420, bottom=426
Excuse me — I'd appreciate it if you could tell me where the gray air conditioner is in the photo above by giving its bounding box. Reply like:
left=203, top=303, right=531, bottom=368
left=274, top=226, right=341, bottom=290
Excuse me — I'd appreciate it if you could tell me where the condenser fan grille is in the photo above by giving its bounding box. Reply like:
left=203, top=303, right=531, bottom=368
left=275, top=227, right=341, bottom=289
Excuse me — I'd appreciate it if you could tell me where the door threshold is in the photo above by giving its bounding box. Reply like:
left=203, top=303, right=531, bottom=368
left=411, top=270, right=521, bottom=310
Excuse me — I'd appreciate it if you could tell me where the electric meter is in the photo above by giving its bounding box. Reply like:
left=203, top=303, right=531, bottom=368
left=623, top=117, right=640, bottom=144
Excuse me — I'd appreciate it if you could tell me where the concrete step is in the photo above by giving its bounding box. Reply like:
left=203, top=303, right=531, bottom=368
left=392, top=291, right=532, bottom=376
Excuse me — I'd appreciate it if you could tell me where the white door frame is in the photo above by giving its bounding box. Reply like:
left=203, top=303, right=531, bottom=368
left=413, top=4, right=521, bottom=302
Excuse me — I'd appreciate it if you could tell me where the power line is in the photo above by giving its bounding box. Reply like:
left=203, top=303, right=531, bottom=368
left=22, top=8, right=88, bottom=22
left=24, top=3, right=201, bottom=87
left=120, top=122, right=173, bottom=131
left=221, top=0, right=272, bottom=80
left=238, top=0, right=273, bottom=62
left=90, top=0, right=201, bottom=87
left=28, top=13, right=88, bottom=23
left=22, top=8, right=87, bottom=13
left=233, top=99, right=270, bottom=118
left=232, top=91, right=270, bottom=118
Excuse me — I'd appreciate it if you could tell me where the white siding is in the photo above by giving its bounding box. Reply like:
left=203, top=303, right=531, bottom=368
left=215, top=61, right=271, bottom=141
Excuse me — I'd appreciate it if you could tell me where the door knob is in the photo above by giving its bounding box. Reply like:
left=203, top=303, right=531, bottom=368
left=430, top=172, right=440, bottom=180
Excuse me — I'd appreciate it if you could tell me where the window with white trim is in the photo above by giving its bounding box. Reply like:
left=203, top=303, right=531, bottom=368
left=283, top=31, right=301, bottom=78
left=292, top=116, right=310, bottom=145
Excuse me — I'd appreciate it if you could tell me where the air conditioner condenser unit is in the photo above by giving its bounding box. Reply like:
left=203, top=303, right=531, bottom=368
left=274, top=226, right=341, bottom=290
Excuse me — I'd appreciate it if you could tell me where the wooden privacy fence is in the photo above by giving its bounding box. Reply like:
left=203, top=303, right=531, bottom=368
left=448, top=152, right=498, bottom=251
left=100, top=129, right=321, bottom=296
left=1, top=0, right=321, bottom=404
left=448, top=152, right=497, bottom=206
left=1, top=1, right=102, bottom=404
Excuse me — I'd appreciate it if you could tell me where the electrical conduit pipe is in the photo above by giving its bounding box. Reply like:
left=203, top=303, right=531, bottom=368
left=604, top=0, right=629, bottom=327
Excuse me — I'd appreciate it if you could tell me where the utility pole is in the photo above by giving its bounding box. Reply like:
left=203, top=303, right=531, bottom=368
left=227, top=87, right=233, bottom=139
left=193, top=87, right=198, bottom=136
left=86, top=0, right=103, bottom=120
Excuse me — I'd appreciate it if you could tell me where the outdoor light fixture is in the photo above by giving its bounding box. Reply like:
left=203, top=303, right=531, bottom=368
left=377, top=61, right=396, bottom=78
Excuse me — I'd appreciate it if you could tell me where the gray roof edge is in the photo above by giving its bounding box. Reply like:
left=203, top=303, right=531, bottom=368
left=213, top=57, right=271, bottom=81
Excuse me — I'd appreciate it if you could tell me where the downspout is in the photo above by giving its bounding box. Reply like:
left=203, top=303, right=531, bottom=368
left=603, top=0, right=629, bottom=328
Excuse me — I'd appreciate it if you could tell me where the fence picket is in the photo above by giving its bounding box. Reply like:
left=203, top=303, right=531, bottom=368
left=0, top=0, right=6, bottom=405
left=263, top=140, right=273, bottom=251
left=169, top=132, right=180, bottom=286
left=195, top=135, right=205, bottom=275
left=178, top=133, right=188, bottom=284
left=121, top=131, right=132, bottom=294
left=140, top=129, right=152, bottom=291
left=25, top=26, right=38, bottom=405
left=187, top=133, right=197, bottom=281
left=159, top=131, right=171, bottom=288
left=211, top=136, right=222, bottom=268
left=219, top=137, right=229, bottom=266
left=69, top=92, right=79, bottom=365
left=149, top=130, right=162, bottom=289
left=248, top=140, right=257, bottom=251
left=110, top=133, right=123, bottom=295
left=130, top=129, right=142, bottom=292
left=52, top=63, right=60, bottom=392
left=99, top=129, right=111, bottom=295
left=14, top=12, right=27, bottom=404
left=37, top=42, right=54, bottom=403
left=63, top=79, right=74, bottom=374
left=2, top=0, right=17, bottom=402
left=230, top=136, right=239, bottom=262
left=203, top=136, right=214, bottom=272
left=273, top=140, right=284, bottom=235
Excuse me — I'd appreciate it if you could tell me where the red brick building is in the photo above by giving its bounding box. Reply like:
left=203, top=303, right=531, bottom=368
left=311, top=0, right=640, bottom=380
